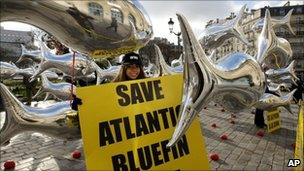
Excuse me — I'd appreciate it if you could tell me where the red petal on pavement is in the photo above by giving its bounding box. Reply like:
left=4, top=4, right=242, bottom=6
left=256, top=130, right=265, bottom=137
left=210, top=153, right=219, bottom=161
left=291, top=143, right=296, bottom=150
left=4, top=160, right=15, bottom=169
left=211, top=123, right=217, bottom=128
left=72, top=150, right=81, bottom=159
left=220, top=134, right=228, bottom=140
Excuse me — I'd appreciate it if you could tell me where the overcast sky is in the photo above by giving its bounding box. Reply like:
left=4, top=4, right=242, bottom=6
left=1, top=1, right=303, bottom=44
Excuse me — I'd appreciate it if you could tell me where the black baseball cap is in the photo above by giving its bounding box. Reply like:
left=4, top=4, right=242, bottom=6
left=122, top=52, right=143, bottom=66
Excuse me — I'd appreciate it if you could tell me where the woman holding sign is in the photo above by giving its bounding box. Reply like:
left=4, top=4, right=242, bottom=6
left=113, top=52, right=147, bottom=82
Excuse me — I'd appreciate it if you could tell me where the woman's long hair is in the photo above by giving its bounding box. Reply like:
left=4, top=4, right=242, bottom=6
left=112, top=65, right=146, bottom=82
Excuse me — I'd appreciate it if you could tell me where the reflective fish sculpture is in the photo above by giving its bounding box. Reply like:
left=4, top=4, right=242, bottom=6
left=199, top=5, right=250, bottom=49
left=16, top=44, right=42, bottom=63
left=33, top=73, right=76, bottom=101
left=167, top=13, right=265, bottom=147
left=30, top=42, right=96, bottom=81
left=0, top=62, right=58, bottom=80
left=0, top=0, right=153, bottom=58
left=171, top=54, right=183, bottom=68
left=144, top=62, right=160, bottom=78
left=256, top=9, right=292, bottom=69
left=0, top=83, right=80, bottom=146
left=154, top=44, right=182, bottom=76
left=93, top=62, right=120, bottom=84
left=269, top=75, right=298, bottom=85
left=1, top=62, right=33, bottom=79
left=254, top=89, right=296, bottom=114
left=268, top=83, right=290, bottom=95
left=62, top=73, right=97, bottom=84
left=252, top=9, right=295, bottom=35
left=265, top=60, right=298, bottom=81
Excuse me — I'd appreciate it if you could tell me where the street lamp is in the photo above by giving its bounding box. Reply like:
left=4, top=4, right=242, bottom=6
left=168, top=18, right=181, bottom=51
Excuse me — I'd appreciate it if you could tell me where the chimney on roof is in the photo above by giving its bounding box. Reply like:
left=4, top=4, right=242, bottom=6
left=284, top=1, right=290, bottom=6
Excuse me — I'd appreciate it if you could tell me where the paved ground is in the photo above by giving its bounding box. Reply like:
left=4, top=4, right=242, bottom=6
left=0, top=103, right=300, bottom=170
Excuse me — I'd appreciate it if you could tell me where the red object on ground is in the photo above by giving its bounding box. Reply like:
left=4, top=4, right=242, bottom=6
left=72, top=150, right=81, bottom=159
left=221, top=109, right=225, bottom=112
left=256, top=130, right=265, bottom=137
left=292, top=143, right=296, bottom=150
left=220, top=134, right=228, bottom=140
left=211, top=123, right=217, bottom=128
left=230, top=120, right=235, bottom=124
left=4, top=160, right=15, bottom=169
left=210, top=153, right=219, bottom=161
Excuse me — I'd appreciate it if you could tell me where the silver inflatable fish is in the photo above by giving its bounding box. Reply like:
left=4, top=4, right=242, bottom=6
left=0, top=62, right=57, bottom=80
left=167, top=13, right=265, bottom=147
left=252, top=9, right=295, bottom=35
left=266, top=60, right=298, bottom=81
left=256, top=9, right=292, bottom=69
left=268, top=82, right=291, bottom=96
left=254, top=89, right=296, bottom=114
left=269, top=75, right=298, bottom=85
left=16, top=44, right=42, bottom=63
left=30, top=42, right=96, bottom=82
left=33, top=73, right=76, bottom=101
left=1, top=62, right=32, bottom=79
left=199, top=5, right=250, bottom=49
left=144, top=62, right=160, bottom=78
left=154, top=44, right=182, bottom=76
left=0, top=0, right=153, bottom=57
left=93, top=62, right=120, bottom=84
left=171, top=54, right=183, bottom=68
left=0, top=83, right=80, bottom=146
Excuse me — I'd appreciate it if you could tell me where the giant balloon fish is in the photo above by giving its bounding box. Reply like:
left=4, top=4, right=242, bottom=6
left=254, top=89, right=296, bottom=114
left=154, top=45, right=183, bottom=76
left=167, top=13, right=266, bottom=147
left=266, top=60, right=299, bottom=82
left=93, top=62, right=120, bottom=84
left=16, top=44, right=42, bottom=64
left=0, top=61, right=58, bottom=80
left=0, top=83, right=80, bottom=146
left=199, top=5, right=250, bottom=50
left=255, top=9, right=292, bottom=69
left=0, top=0, right=153, bottom=58
left=33, top=72, right=76, bottom=101
left=30, top=42, right=97, bottom=81
left=252, top=9, right=295, bottom=35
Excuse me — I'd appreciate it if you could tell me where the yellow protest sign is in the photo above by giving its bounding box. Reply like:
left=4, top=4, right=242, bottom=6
left=266, top=108, right=281, bottom=133
left=77, top=74, right=210, bottom=170
left=294, top=101, right=303, bottom=171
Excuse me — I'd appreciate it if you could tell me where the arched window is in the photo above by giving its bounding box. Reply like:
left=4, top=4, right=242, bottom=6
left=111, top=8, right=123, bottom=23
left=88, top=2, right=103, bottom=17
left=128, top=14, right=136, bottom=26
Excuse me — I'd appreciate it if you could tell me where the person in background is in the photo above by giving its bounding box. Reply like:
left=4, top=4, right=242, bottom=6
left=113, top=52, right=147, bottom=82
left=254, top=86, right=281, bottom=128
left=291, top=77, right=303, bottom=104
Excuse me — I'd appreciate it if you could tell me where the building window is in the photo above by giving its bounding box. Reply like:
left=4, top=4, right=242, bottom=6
left=88, top=2, right=103, bottom=17
left=111, top=8, right=123, bottom=23
left=279, top=9, right=285, bottom=16
left=296, top=7, right=302, bottom=14
left=128, top=14, right=136, bottom=26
